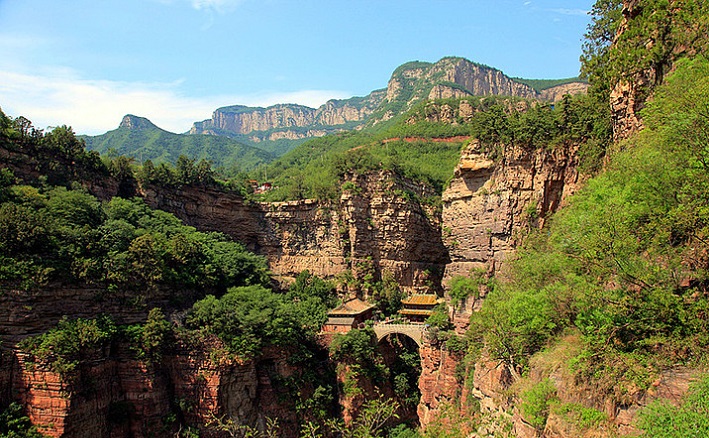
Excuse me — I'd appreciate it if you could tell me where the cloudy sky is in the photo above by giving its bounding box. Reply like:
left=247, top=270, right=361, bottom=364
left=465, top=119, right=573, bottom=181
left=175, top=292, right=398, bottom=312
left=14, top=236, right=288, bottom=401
left=0, top=0, right=593, bottom=135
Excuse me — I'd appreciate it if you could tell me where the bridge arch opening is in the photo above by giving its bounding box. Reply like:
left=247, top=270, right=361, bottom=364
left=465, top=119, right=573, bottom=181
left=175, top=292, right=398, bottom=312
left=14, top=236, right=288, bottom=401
left=377, top=332, right=422, bottom=424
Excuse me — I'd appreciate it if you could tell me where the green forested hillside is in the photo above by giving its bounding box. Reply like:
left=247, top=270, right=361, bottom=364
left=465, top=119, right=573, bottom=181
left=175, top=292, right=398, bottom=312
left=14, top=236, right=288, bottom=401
left=82, top=115, right=273, bottom=175
left=469, top=53, right=709, bottom=412
left=251, top=92, right=609, bottom=202
left=457, top=0, right=709, bottom=432
left=0, top=110, right=344, bottom=432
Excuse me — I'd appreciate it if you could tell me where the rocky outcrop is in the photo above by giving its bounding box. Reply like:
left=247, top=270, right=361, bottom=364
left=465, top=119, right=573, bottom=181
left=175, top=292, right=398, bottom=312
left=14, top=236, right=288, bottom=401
left=6, top=339, right=307, bottom=438
left=0, top=286, right=197, bottom=343
left=427, top=58, right=538, bottom=100
left=119, top=114, right=157, bottom=131
left=381, top=58, right=539, bottom=119
left=441, top=140, right=580, bottom=282
left=539, top=82, right=589, bottom=102
left=190, top=57, right=585, bottom=142
left=190, top=91, right=385, bottom=139
left=193, top=104, right=316, bottom=136
left=141, top=184, right=265, bottom=252
left=461, top=346, right=700, bottom=438
left=417, top=344, right=465, bottom=428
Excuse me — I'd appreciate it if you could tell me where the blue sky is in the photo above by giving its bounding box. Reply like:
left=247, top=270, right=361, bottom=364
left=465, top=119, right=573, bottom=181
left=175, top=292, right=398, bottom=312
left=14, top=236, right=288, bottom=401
left=0, top=0, right=594, bottom=135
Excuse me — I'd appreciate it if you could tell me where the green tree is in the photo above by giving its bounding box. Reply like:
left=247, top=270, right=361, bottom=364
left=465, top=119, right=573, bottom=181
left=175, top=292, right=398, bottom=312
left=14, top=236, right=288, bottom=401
left=141, top=307, right=172, bottom=360
left=0, top=403, right=45, bottom=438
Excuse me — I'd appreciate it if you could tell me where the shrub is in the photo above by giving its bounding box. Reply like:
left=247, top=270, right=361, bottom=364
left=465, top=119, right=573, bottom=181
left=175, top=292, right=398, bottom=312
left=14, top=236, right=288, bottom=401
left=638, top=375, right=709, bottom=437
left=520, top=379, right=558, bottom=430
left=19, top=316, right=117, bottom=376
left=0, top=402, right=45, bottom=438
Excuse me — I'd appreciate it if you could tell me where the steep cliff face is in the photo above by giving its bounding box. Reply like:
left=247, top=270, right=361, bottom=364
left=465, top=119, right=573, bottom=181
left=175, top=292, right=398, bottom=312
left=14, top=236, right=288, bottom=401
left=190, top=57, right=584, bottom=143
left=337, top=171, right=449, bottom=292
left=417, top=344, right=466, bottom=428
left=142, top=170, right=448, bottom=292
left=194, top=104, right=317, bottom=136
left=609, top=1, right=650, bottom=141
left=190, top=91, right=385, bottom=140
left=379, top=58, right=539, bottom=121
left=426, top=58, right=538, bottom=100
left=0, top=286, right=192, bottom=343
left=141, top=184, right=265, bottom=252
left=118, top=114, right=157, bottom=131
left=539, top=82, right=590, bottom=102
left=6, top=340, right=303, bottom=438
left=441, top=140, right=580, bottom=282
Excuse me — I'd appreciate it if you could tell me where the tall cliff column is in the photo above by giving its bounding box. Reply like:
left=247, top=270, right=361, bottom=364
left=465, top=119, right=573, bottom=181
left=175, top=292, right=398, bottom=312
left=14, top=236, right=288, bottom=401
left=441, top=140, right=580, bottom=283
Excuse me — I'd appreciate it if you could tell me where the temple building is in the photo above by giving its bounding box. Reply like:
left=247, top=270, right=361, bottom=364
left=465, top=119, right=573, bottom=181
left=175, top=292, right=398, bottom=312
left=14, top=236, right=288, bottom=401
left=398, top=294, right=441, bottom=323
left=322, top=298, right=376, bottom=334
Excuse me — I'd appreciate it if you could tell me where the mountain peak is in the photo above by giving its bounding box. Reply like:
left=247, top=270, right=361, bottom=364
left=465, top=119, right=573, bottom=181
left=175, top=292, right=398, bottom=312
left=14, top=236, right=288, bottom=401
left=119, top=114, right=157, bottom=131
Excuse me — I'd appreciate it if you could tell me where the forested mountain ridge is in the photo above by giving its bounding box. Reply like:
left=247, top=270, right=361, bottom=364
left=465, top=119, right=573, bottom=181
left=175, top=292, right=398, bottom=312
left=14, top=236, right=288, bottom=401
left=3, top=0, right=709, bottom=437
left=188, top=57, right=587, bottom=156
left=82, top=114, right=274, bottom=175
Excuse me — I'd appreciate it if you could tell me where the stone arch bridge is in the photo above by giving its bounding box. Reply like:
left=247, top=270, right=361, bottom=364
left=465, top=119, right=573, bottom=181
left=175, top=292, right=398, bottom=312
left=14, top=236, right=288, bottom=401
left=373, top=323, right=426, bottom=348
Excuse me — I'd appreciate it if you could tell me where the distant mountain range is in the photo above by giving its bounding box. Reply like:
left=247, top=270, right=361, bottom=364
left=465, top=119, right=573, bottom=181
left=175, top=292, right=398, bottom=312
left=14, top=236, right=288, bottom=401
left=82, top=115, right=273, bottom=174
left=83, top=56, right=587, bottom=170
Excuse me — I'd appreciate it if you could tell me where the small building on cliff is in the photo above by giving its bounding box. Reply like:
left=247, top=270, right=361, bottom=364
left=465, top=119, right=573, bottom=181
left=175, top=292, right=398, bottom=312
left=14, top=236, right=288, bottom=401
left=322, top=298, right=375, bottom=334
left=399, top=294, right=441, bottom=323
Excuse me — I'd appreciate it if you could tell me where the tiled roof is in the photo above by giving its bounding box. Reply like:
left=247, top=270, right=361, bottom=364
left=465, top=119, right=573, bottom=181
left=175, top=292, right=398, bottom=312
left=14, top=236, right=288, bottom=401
left=401, top=294, right=439, bottom=306
left=328, top=298, right=375, bottom=316
left=326, top=316, right=356, bottom=326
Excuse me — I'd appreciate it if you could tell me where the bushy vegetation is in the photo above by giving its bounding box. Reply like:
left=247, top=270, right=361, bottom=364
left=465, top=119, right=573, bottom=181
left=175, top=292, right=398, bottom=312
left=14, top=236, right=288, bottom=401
left=582, top=0, right=709, bottom=102
left=469, top=56, right=709, bottom=397
left=0, top=180, right=268, bottom=291
left=185, top=270, right=334, bottom=358
left=520, top=379, right=557, bottom=430
left=19, top=316, right=118, bottom=375
left=0, top=402, right=45, bottom=438
left=448, top=271, right=487, bottom=309
left=186, top=283, right=328, bottom=359
left=330, top=327, right=387, bottom=383
left=638, top=374, right=709, bottom=437
left=0, top=109, right=108, bottom=186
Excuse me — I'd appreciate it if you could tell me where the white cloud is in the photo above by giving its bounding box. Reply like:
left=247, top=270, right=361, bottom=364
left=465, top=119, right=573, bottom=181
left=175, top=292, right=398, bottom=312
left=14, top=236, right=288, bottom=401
left=191, top=0, right=244, bottom=13
left=550, top=8, right=589, bottom=16
left=0, top=69, right=351, bottom=135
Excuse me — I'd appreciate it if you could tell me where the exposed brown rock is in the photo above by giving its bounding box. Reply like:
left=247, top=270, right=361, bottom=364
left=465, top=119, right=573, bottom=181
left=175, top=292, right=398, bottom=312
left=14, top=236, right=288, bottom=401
left=0, top=286, right=190, bottom=343
left=190, top=91, right=385, bottom=140
left=417, top=344, right=464, bottom=428
left=441, top=140, right=580, bottom=281
left=5, top=339, right=308, bottom=438
left=142, top=170, right=448, bottom=292
left=539, top=82, right=590, bottom=102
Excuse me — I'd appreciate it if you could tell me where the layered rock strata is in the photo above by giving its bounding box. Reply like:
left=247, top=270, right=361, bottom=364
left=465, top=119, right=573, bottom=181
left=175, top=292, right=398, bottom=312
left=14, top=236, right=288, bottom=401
left=143, top=170, right=449, bottom=292
left=5, top=340, right=304, bottom=438
left=441, top=140, right=580, bottom=283
left=190, top=91, right=385, bottom=140
left=417, top=344, right=466, bottom=428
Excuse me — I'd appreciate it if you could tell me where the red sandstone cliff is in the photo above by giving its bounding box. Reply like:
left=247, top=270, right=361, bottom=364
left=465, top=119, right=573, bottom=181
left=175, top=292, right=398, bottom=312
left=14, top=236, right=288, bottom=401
left=4, top=337, right=310, bottom=438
